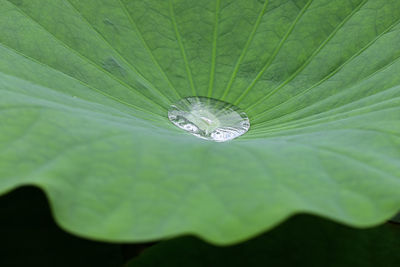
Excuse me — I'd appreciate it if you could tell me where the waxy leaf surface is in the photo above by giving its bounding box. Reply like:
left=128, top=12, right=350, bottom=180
left=0, top=0, right=400, bottom=244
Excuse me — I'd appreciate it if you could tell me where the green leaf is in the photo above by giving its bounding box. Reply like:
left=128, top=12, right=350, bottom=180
left=0, top=0, right=399, bottom=244
left=127, top=215, right=400, bottom=267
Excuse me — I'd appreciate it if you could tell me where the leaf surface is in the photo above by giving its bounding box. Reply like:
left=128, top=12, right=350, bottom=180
left=0, top=0, right=400, bottom=244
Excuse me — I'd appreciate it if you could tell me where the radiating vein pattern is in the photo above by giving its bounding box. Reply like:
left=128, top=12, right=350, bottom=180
left=1, top=0, right=400, bottom=245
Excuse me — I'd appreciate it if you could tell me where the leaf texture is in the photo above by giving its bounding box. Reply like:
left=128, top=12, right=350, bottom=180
left=0, top=0, right=399, bottom=244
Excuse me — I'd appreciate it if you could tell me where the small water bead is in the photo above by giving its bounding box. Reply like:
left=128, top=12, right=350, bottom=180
left=168, top=97, right=250, bottom=142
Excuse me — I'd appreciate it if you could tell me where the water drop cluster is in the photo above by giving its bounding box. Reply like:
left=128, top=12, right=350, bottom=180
left=168, top=97, right=250, bottom=142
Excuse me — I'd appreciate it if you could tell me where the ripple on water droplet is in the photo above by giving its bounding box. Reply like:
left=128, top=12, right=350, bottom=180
left=168, top=97, right=250, bottom=142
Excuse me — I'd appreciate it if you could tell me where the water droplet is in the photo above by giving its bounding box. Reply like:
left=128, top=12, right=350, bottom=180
left=168, top=97, right=250, bottom=142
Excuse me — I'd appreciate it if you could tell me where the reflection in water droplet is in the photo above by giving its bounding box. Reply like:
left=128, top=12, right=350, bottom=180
left=168, top=97, right=250, bottom=142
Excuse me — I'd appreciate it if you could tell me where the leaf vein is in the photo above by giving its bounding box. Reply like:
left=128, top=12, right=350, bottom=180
left=5, top=0, right=168, bottom=111
left=168, top=0, right=197, bottom=96
left=207, top=0, right=221, bottom=98
left=252, top=16, right=400, bottom=122
left=234, top=0, right=314, bottom=105
left=117, top=0, right=182, bottom=99
left=63, top=0, right=175, bottom=104
left=220, top=0, right=269, bottom=100
left=0, top=42, right=164, bottom=120
left=243, top=0, right=368, bottom=109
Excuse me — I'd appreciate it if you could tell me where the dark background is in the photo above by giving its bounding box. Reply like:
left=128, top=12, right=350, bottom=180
left=0, top=187, right=399, bottom=267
